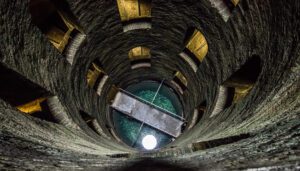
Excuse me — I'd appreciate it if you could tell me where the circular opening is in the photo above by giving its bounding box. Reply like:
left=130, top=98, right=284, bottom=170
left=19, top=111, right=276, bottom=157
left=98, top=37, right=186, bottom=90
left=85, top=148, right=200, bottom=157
left=142, top=135, right=157, bottom=150
left=112, top=80, right=183, bottom=150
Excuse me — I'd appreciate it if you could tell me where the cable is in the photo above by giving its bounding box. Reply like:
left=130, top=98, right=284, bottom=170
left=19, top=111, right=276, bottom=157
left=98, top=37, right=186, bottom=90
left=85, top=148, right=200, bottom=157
left=131, top=79, right=164, bottom=147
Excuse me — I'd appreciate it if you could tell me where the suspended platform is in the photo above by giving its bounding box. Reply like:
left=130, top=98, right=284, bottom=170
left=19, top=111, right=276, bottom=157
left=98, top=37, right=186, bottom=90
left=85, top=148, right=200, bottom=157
left=111, top=91, right=184, bottom=137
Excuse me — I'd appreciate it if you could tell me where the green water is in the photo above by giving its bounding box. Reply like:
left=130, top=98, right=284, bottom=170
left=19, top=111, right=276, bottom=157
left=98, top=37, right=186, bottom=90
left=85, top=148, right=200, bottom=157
left=112, top=81, right=182, bottom=150
left=136, top=90, right=177, bottom=114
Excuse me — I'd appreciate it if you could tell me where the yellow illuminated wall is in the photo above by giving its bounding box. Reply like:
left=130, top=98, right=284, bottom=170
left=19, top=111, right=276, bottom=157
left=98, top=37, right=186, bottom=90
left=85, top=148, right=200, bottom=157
left=174, top=71, right=188, bottom=88
left=117, top=0, right=151, bottom=21
left=87, top=63, right=105, bottom=88
left=223, top=80, right=253, bottom=103
left=231, top=0, right=240, bottom=6
left=128, top=46, right=151, bottom=61
left=186, top=30, right=208, bottom=63
left=107, top=85, right=119, bottom=103
left=16, top=98, right=46, bottom=114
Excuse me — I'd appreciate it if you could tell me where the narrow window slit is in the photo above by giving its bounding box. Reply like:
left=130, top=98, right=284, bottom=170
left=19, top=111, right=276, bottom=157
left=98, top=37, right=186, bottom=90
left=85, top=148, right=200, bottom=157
left=106, top=85, right=119, bottom=104
left=108, top=126, right=123, bottom=143
left=87, top=62, right=108, bottom=96
left=90, top=118, right=112, bottom=139
left=187, top=101, right=206, bottom=130
left=128, top=46, right=151, bottom=69
left=206, top=0, right=240, bottom=22
left=191, top=133, right=250, bottom=152
left=107, top=153, right=130, bottom=158
left=79, top=110, right=104, bottom=135
left=171, top=71, right=188, bottom=94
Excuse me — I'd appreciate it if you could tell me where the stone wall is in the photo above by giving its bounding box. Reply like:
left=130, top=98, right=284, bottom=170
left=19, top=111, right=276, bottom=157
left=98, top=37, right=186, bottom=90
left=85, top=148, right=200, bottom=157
left=0, top=0, right=299, bottom=170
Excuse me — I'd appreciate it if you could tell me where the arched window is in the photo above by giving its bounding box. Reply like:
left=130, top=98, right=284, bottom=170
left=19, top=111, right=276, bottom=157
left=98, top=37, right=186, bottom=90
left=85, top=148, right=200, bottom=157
left=206, top=0, right=240, bottom=21
left=107, top=85, right=119, bottom=104
left=210, top=56, right=261, bottom=117
left=128, top=46, right=151, bottom=69
left=210, top=86, right=235, bottom=117
left=29, top=0, right=85, bottom=64
left=223, top=56, right=261, bottom=103
left=79, top=110, right=106, bottom=136
left=117, top=0, right=152, bottom=32
left=180, top=29, right=208, bottom=72
left=86, top=61, right=108, bottom=96
left=171, top=71, right=188, bottom=94
left=0, top=63, right=57, bottom=122
left=187, top=101, right=206, bottom=130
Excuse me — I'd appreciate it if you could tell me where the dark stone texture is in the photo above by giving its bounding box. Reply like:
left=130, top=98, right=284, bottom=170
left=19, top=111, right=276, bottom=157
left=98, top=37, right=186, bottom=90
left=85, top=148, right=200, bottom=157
left=0, top=0, right=299, bottom=170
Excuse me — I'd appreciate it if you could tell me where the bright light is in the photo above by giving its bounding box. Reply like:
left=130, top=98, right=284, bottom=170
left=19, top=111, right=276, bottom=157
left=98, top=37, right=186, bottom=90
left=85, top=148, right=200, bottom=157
left=142, top=135, right=157, bottom=150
